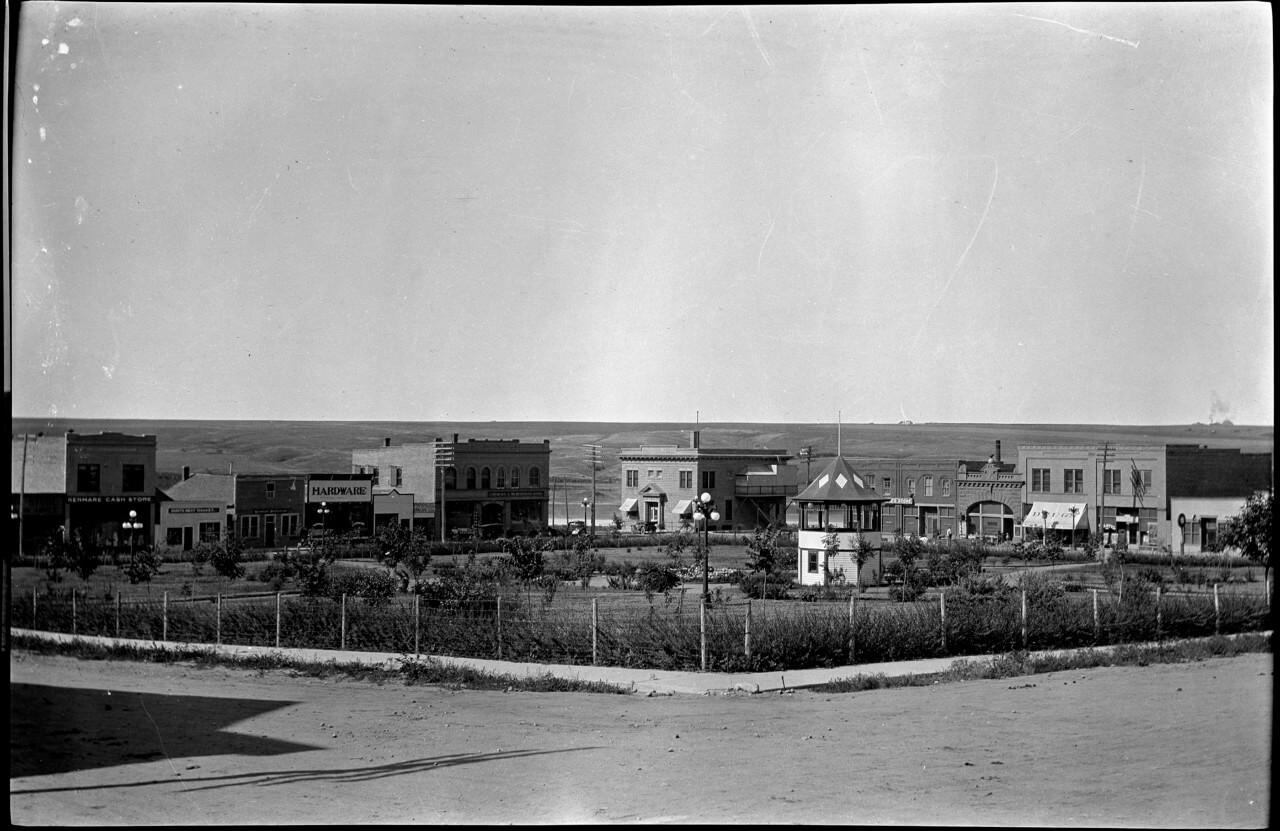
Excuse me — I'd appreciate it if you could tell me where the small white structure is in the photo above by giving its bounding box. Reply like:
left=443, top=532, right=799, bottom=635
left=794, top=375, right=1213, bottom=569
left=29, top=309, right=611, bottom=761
left=793, top=456, right=887, bottom=586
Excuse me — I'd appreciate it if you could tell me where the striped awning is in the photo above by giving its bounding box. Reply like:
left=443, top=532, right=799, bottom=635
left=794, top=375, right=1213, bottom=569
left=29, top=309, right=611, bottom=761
left=672, top=499, right=693, bottom=517
left=619, top=498, right=638, bottom=514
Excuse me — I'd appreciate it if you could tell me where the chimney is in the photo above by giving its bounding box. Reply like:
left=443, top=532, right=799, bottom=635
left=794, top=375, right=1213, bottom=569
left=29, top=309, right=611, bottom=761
left=995, top=440, right=1002, bottom=464
left=691, top=430, right=701, bottom=449
left=182, top=466, right=191, bottom=481
left=384, top=437, right=391, bottom=447
left=453, top=433, right=459, bottom=443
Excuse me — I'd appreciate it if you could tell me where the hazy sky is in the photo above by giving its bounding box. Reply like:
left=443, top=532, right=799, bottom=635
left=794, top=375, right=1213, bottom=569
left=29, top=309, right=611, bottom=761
left=9, top=3, right=1274, bottom=425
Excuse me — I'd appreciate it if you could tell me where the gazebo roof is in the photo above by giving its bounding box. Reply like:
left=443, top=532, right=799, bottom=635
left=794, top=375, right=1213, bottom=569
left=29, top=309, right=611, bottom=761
left=793, top=456, right=885, bottom=503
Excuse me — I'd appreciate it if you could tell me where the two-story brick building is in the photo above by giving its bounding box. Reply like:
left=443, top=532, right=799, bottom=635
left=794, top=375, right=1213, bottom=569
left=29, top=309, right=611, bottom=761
left=353, top=435, right=551, bottom=539
left=233, top=473, right=308, bottom=549
left=616, top=431, right=796, bottom=532
left=63, top=431, right=158, bottom=553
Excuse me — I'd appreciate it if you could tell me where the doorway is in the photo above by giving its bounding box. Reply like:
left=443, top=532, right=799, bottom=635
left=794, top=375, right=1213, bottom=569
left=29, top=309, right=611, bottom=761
left=182, top=526, right=194, bottom=551
left=265, top=514, right=277, bottom=547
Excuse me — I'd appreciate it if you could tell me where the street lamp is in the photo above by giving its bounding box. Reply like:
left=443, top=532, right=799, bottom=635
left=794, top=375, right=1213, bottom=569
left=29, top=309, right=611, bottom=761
left=692, top=492, right=721, bottom=601
left=123, top=509, right=145, bottom=566
left=1068, top=505, right=1080, bottom=551
left=318, top=501, right=331, bottom=552
left=581, top=498, right=591, bottom=530
left=1041, top=509, right=1049, bottom=545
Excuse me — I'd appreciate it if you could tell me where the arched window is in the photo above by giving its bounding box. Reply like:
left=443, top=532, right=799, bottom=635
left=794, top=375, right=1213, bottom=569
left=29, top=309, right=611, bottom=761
left=444, top=467, right=457, bottom=490
left=528, top=466, right=541, bottom=487
left=496, top=467, right=507, bottom=488
left=924, top=476, right=934, bottom=497
left=510, top=466, right=520, bottom=488
left=481, top=467, right=491, bottom=489
left=465, top=467, right=477, bottom=490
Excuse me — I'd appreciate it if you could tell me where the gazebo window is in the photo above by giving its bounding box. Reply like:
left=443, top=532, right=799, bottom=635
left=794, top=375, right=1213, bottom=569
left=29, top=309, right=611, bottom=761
left=826, top=504, right=851, bottom=529
left=803, top=504, right=824, bottom=530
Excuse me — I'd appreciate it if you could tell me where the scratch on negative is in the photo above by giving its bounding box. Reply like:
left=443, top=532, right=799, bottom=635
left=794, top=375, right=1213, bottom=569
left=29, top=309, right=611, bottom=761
left=740, top=9, right=773, bottom=69
left=757, top=210, right=777, bottom=275
left=858, top=50, right=885, bottom=126
left=1012, top=14, right=1140, bottom=48
left=245, top=170, right=282, bottom=231
left=908, top=157, right=999, bottom=356
left=1121, top=151, right=1146, bottom=274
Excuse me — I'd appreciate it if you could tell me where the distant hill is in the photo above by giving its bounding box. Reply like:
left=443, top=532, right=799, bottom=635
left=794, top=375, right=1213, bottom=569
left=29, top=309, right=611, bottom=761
left=12, top=418, right=1273, bottom=509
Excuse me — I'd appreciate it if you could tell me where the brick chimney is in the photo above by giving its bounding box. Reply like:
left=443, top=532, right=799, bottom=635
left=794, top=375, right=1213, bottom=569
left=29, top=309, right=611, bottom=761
left=995, top=440, right=1002, bottom=464
left=182, top=466, right=191, bottom=481
left=384, top=437, right=391, bottom=447
left=691, top=430, right=701, bottom=449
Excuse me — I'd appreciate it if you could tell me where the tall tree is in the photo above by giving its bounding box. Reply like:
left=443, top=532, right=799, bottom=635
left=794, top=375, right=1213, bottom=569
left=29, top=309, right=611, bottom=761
left=1219, top=492, right=1273, bottom=585
left=744, top=525, right=783, bottom=599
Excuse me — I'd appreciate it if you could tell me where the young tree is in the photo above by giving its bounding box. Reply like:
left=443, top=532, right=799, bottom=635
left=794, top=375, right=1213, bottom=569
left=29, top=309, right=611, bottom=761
left=1219, top=492, right=1273, bottom=585
left=375, top=524, right=434, bottom=592
left=563, top=535, right=605, bottom=588
left=852, top=534, right=875, bottom=590
left=503, top=534, right=549, bottom=603
left=211, top=535, right=246, bottom=584
left=119, top=544, right=162, bottom=586
left=744, top=525, right=783, bottom=600
left=821, top=525, right=841, bottom=587
left=893, top=533, right=925, bottom=599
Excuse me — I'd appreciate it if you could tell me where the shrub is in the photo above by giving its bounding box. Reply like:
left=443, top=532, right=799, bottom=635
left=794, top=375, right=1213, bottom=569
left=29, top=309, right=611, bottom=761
left=735, top=572, right=793, bottom=600
left=889, top=582, right=926, bottom=602
left=328, top=568, right=398, bottom=604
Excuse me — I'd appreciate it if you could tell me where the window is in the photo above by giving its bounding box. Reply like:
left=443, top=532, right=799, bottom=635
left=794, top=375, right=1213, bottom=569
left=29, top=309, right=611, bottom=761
left=77, top=464, right=101, bottom=493
left=1102, top=469, right=1121, bottom=494
left=1140, top=469, right=1152, bottom=490
left=167, top=528, right=184, bottom=546
left=510, top=467, right=520, bottom=488
left=807, top=550, right=820, bottom=574
left=826, top=504, right=850, bottom=528
left=724, top=499, right=733, bottom=522
left=907, top=478, right=916, bottom=496
left=481, top=467, right=491, bottom=489
left=656, top=469, right=663, bottom=479
left=701, top=470, right=716, bottom=490
left=497, top=468, right=507, bottom=488
left=679, top=470, right=693, bottom=489
left=395, top=467, right=403, bottom=487
left=122, top=464, right=146, bottom=492
left=626, top=469, right=639, bottom=488
left=1031, top=468, right=1050, bottom=492
left=803, top=504, right=824, bottom=530
left=266, top=482, right=276, bottom=499
left=528, top=467, right=541, bottom=487
left=869, top=476, right=877, bottom=492
left=444, top=467, right=457, bottom=489
left=941, top=478, right=951, bottom=497
left=1202, top=519, right=1219, bottom=549
left=924, top=476, right=934, bottom=497
left=282, top=514, right=299, bottom=537
left=240, top=515, right=260, bottom=538
left=1064, top=469, right=1084, bottom=494
left=466, top=467, right=477, bottom=489
left=647, top=469, right=655, bottom=479
left=372, top=467, right=380, bottom=486
left=199, top=522, right=220, bottom=543
left=882, top=477, right=891, bottom=494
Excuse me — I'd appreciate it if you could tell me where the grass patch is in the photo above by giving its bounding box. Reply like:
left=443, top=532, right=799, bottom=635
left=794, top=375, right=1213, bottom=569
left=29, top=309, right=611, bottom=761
left=9, top=633, right=632, bottom=695
left=813, top=632, right=1272, bottom=693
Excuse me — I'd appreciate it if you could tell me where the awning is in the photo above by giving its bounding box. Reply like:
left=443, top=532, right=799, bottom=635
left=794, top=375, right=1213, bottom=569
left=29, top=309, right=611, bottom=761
left=672, top=499, right=692, bottom=517
left=1021, top=502, right=1089, bottom=530
left=619, top=498, right=638, bottom=515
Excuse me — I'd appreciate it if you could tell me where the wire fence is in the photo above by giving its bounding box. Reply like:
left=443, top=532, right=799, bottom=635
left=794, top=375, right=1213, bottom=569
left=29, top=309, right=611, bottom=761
left=14, top=580, right=1272, bottom=673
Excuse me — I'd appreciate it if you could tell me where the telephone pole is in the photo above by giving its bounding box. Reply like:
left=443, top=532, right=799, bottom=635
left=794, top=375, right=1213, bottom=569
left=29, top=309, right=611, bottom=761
left=435, top=439, right=454, bottom=543
left=584, top=444, right=602, bottom=538
left=1099, top=441, right=1111, bottom=548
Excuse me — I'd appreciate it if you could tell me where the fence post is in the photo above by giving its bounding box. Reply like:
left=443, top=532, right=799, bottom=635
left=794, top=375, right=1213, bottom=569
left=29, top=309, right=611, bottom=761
left=1213, top=583, right=1221, bottom=635
left=496, top=596, right=502, bottom=661
left=163, top=591, right=168, bottom=641
left=700, top=597, right=707, bottom=672
left=1092, top=589, right=1099, bottom=642
left=72, top=589, right=76, bottom=635
left=275, top=592, right=281, bottom=648
left=592, top=598, right=598, bottom=666
left=116, top=594, right=121, bottom=638
left=940, top=590, right=947, bottom=655
left=745, top=600, right=752, bottom=661
left=216, top=594, right=222, bottom=645
left=414, top=594, right=420, bottom=658
left=341, top=594, right=347, bottom=651
left=1020, top=589, right=1027, bottom=650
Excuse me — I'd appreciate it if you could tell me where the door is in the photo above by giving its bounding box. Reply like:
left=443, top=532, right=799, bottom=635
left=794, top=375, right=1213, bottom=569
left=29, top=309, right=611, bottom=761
left=182, top=526, right=194, bottom=552
left=264, top=514, right=277, bottom=547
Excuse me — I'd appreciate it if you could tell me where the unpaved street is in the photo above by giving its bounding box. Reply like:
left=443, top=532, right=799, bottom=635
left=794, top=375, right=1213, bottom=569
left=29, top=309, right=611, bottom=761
left=10, top=651, right=1272, bottom=825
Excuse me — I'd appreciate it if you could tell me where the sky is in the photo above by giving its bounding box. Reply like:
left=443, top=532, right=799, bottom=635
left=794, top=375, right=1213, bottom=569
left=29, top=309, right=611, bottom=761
left=7, top=3, right=1274, bottom=426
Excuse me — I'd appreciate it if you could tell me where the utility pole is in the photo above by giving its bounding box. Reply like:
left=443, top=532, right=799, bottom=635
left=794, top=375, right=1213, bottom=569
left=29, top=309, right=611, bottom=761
left=435, top=439, right=454, bottom=544
left=583, top=444, right=602, bottom=539
left=1099, top=442, right=1111, bottom=549
left=800, top=445, right=814, bottom=484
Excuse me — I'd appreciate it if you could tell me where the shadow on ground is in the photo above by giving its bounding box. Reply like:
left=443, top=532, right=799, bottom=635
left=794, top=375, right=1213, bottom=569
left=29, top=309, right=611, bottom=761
left=10, top=683, right=318, bottom=778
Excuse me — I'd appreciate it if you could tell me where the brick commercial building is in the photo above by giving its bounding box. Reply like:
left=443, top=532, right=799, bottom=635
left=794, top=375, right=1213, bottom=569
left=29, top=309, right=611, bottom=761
left=233, top=473, right=308, bottom=549
left=617, top=431, right=796, bottom=532
left=1016, top=442, right=1271, bottom=551
left=353, top=435, right=551, bottom=539
left=63, top=431, right=158, bottom=554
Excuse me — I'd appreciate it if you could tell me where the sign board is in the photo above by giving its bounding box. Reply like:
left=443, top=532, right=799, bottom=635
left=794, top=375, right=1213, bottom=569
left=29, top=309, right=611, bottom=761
left=886, top=497, right=914, bottom=505
left=1177, top=513, right=1186, bottom=528
left=67, top=495, right=144, bottom=504
left=166, top=506, right=221, bottom=515
left=487, top=489, right=544, bottom=498
left=307, top=481, right=372, bottom=503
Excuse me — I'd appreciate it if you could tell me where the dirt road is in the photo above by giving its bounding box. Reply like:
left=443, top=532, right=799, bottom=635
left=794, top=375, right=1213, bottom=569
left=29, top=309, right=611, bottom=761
left=10, top=651, right=1272, bottom=825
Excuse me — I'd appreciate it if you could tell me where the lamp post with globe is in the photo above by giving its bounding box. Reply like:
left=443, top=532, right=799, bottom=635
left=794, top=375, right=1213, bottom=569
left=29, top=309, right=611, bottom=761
left=692, top=492, right=721, bottom=601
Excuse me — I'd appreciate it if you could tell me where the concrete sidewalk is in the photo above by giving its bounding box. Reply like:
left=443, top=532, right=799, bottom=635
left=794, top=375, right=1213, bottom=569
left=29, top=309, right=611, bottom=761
left=19, top=627, right=1254, bottom=696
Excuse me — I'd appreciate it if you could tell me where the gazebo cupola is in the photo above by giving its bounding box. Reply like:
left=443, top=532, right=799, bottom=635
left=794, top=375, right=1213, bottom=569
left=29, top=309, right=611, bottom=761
left=792, top=456, right=887, bottom=587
